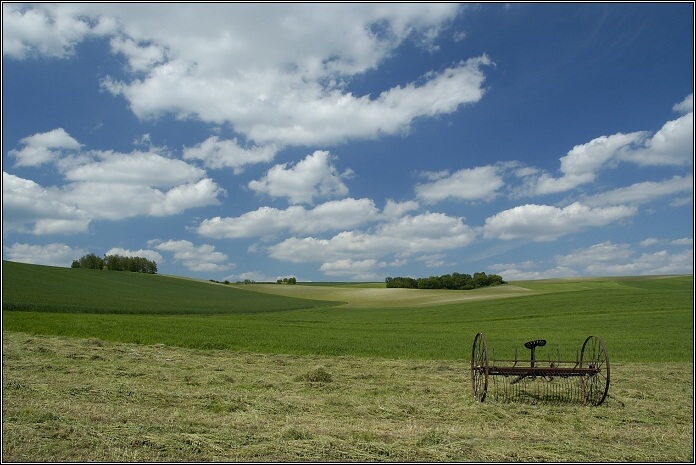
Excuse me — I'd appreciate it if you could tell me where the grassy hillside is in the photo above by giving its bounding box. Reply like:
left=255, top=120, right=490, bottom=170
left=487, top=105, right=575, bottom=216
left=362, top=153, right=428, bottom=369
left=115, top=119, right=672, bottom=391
left=2, top=260, right=341, bottom=314
left=2, top=261, right=693, bottom=361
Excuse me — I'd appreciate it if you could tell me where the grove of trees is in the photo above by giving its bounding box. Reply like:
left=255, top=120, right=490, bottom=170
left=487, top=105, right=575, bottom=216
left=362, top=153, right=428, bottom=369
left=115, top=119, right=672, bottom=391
left=71, top=253, right=158, bottom=274
left=385, top=272, right=504, bottom=290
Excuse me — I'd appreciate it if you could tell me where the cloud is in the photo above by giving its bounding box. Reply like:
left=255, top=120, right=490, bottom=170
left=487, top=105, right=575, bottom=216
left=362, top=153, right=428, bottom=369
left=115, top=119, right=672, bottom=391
left=639, top=238, right=660, bottom=247
left=152, top=239, right=233, bottom=272
left=89, top=5, right=484, bottom=148
left=248, top=150, right=353, bottom=204
left=55, top=178, right=223, bottom=220
left=64, top=151, right=207, bottom=188
left=672, top=93, right=693, bottom=114
left=151, top=179, right=225, bottom=216
left=109, top=36, right=167, bottom=73
left=489, top=265, right=576, bottom=281
left=105, top=247, right=163, bottom=264
left=622, top=111, right=694, bottom=166
left=2, top=172, right=91, bottom=235
left=197, top=198, right=380, bottom=239
left=92, top=4, right=461, bottom=75
left=415, top=165, right=503, bottom=203
left=583, top=249, right=693, bottom=276
left=520, top=95, right=693, bottom=196
left=492, top=239, right=694, bottom=280
left=2, top=4, right=103, bottom=59
left=183, top=136, right=278, bottom=174
left=671, top=237, right=693, bottom=247
left=639, top=237, right=694, bottom=248
left=529, top=132, right=646, bottom=195
left=4, top=129, right=226, bottom=226
left=382, top=199, right=420, bottom=218
left=2, top=242, right=86, bottom=267
left=225, top=271, right=280, bottom=284
left=482, top=202, right=637, bottom=241
left=319, top=258, right=387, bottom=281
left=268, top=212, right=475, bottom=263
left=5, top=5, right=488, bottom=151
left=553, top=241, right=633, bottom=268
left=9, top=128, right=82, bottom=167
left=118, top=62, right=491, bottom=148
left=581, top=174, right=693, bottom=207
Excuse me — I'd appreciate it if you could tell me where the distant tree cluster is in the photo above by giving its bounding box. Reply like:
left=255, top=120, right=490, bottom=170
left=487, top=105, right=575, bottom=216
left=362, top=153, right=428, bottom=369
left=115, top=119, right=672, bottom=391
left=209, top=277, right=296, bottom=285
left=71, top=253, right=157, bottom=274
left=385, top=272, right=504, bottom=290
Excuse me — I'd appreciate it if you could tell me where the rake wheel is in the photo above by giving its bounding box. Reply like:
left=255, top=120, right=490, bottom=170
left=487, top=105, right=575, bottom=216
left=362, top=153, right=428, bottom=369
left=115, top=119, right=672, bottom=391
left=579, top=335, right=610, bottom=406
left=471, top=332, right=489, bottom=402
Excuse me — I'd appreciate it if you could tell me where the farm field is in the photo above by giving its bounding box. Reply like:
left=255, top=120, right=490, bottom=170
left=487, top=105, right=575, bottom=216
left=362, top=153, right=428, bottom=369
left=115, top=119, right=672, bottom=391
left=2, top=332, right=693, bottom=462
left=2, top=261, right=692, bottom=361
left=2, top=260, right=694, bottom=461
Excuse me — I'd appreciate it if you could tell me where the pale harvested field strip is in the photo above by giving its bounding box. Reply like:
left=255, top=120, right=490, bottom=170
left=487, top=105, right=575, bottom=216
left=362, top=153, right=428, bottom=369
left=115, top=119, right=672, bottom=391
left=237, top=283, right=536, bottom=308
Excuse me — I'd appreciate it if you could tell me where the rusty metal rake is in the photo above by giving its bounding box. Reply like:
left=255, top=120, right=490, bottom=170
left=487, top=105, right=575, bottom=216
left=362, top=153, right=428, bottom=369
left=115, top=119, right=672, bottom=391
left=471, top=333, right=610, bottom=406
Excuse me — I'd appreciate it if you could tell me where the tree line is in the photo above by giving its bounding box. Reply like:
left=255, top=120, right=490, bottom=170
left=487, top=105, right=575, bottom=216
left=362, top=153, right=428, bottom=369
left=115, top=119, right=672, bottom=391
left=385, top=272, right=504, bottom=290
left=71, top=253, right=158, bottom=274
left=208, top=277, right=296, bottom=285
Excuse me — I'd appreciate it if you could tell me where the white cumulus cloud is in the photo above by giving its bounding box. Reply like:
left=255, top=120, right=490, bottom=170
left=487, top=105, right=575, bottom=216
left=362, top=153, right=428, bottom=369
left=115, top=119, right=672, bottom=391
left=2, top=4, right=101, bottom=59
left=581, top=175, right=693, bottom=207
left=554, top=241, right=634, bottom=268
left=622, top=111, right=694, bottom=166
left=2, top=172, right=91, bottom=235
left=268, top=212, right=475, bottom=263
left=197, top=198, right=380, bottom=239
left=530, top=132, right=646, bottom=195
left=153, top=239, right=233, bottom=272
left=64, top=151, right=206, bottom=188
left=482, top=202, right=637, bottom=241
left=416, top=165, right=503, bottom=203
left=519, top=95, right=694, bottom=197
left=7, top=4, right=487, bottom=149
left=320, top=258, right=387, bottom=281
left=105, top=247, right=163, bottom=264
left=4, top=130, right=226, bottom=225
left=3, top=242, right=86, bottom=267
left=183, top=136, right=278, bottom=174
left=9, top=128, right=82, bottom=167
left=248, top=150, right=353, bottom=204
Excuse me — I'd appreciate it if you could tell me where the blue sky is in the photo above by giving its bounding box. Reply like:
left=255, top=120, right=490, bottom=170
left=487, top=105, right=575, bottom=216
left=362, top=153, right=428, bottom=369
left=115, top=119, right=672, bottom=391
left=2, top=3, right=694, bottom=282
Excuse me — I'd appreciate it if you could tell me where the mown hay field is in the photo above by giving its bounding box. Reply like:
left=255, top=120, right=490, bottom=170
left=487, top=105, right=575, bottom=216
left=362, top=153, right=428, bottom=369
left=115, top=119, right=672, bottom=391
left=2, top=261, right=693, bottom=461
left=3, top=332, right=692, bottom=462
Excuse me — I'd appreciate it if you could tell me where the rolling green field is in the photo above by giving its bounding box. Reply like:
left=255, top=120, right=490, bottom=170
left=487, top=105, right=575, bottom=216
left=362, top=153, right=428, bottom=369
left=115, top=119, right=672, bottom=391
left=1, top=261, right=340, bottom=314
left=2, top=261, right=693, bottom=361
left=2, top=261, right=694, bottom=461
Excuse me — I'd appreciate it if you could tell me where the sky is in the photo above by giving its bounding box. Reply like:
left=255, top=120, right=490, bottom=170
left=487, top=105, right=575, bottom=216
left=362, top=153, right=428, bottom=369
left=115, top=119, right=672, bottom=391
left=2, top=2, right=694, bottom=282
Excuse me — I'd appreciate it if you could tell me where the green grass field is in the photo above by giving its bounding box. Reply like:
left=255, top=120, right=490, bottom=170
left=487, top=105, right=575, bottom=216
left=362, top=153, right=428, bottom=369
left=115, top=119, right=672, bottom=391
left=1, top=261, right=340, bottom=314
left=2, top=261, right=692, bottom=361
left=2, top=261, right=693, bottom=461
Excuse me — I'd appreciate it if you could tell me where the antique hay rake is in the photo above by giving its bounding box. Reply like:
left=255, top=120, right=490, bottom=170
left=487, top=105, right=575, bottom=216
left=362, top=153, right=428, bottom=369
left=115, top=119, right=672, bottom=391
left=471, top=333, right=610, bottom=406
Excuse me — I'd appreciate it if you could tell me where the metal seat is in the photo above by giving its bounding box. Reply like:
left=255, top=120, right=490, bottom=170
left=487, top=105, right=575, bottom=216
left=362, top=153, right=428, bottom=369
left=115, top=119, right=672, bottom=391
left=524, top=339, right=547, bottom=349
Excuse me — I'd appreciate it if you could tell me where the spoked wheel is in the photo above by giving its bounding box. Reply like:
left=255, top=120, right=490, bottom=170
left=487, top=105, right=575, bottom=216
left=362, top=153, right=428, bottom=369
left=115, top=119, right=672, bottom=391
left=579, top=335, right=610, bottom=406
left=471, top=332, right=489, bottom=402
